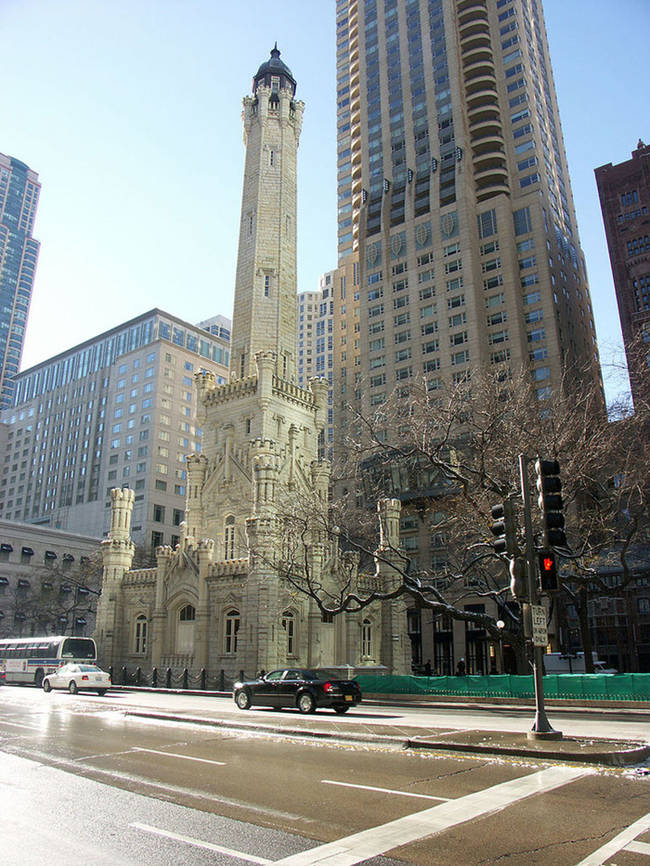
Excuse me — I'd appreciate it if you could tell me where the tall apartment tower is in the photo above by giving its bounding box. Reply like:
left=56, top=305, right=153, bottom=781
left=0, top=154, right=41, bottom=410
left=595, top=140, right=650, bottom=407
left=231, top=46, right=304, bottom=382
left=335, top=0, right=602, bottom=431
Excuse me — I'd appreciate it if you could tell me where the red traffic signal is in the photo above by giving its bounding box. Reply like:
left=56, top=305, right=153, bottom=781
left=538, top=551, right=559, bottom=592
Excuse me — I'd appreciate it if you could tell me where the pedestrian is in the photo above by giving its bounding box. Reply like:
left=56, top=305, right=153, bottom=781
left=424, top=660, right=432, bottom=677
left=258, top=669, right=266, bottom=678
left=456, top=658, right=466, bottom=676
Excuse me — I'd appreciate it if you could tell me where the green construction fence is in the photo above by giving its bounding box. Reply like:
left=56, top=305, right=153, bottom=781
left=354, top=673, right=650, bottom=702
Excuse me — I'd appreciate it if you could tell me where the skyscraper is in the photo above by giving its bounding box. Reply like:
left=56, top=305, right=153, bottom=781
left=335, top=0, right=602, bottom=433
left=0, top=154, right=41, bottom=410
left=0, top=309, right=230, bottom=546
left=595, top=140, right=650, bottom=408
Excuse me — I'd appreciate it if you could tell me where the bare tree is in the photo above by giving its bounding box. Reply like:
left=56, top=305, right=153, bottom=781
left=272, top=364, right=649, bottom=672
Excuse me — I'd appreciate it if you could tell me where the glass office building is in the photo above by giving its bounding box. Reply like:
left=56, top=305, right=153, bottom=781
left=0, top=153, right=41, bottom=410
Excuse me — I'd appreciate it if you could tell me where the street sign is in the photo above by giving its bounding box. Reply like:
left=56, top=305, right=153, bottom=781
left=530, top=604, right=548, bottom=648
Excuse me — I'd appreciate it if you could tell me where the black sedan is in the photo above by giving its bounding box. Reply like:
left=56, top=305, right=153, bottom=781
left=233, top=668, right=362, bottom=714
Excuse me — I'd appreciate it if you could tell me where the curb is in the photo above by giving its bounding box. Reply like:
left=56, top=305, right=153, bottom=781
left=124, top=709, right=649, bottom=767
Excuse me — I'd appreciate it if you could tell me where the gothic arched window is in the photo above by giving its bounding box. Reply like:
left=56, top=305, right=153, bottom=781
left=134, top=614, right=148, bottom=654
left=362, top=619, right=372, bottom=658
left=224, top=515, right=235, bottom=559
left=282, top=610, right=295, bottom=655
left=179, top=604, right=196, bottom=621
left=225, top=609, right=240, bottom=655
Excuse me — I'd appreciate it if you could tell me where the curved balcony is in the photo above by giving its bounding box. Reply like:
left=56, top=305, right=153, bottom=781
left=468, top=102, right=500, bottom=123
left=464, top=74, right=497, bottom=96
left=458, top=4, right=488, bottom=27
left=463, top=58, right=495, bottom=79
left=469, top=117, right=503, bottom=137
left=476, top=180, right=510, bottom=202
left=472, top=138, right=506, bottom=158
left=462, top=47, right=494, bottom=68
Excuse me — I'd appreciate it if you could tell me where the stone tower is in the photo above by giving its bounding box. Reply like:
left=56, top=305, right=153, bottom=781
left=95, top=488, right=135, bottom=665
left=230, top=46, right=304, bottom=382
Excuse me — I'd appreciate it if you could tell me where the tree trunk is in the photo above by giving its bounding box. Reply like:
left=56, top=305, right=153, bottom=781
left=576, top=588, right=595, bottom=673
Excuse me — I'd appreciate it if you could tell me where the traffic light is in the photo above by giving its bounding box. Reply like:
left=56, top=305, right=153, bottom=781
left=490, top=499, right=518, bottom=556
left=538, top=551, right=559, bottom=592
left=534, top=458, right=567, bottom=548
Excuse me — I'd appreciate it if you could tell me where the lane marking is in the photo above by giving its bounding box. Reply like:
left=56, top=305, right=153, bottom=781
left=626, top=840, right=650, bottom=855
left=132, top=747, right=226, bottom=766
left=131, top=822, right=272, bottom=864
left=274, top=765, right=588, bottom=865
left=575, top=812, right=650, bottom=865
left=0, top=720, right=44, bottom=731
left=322, top=779, right=451, bottom=802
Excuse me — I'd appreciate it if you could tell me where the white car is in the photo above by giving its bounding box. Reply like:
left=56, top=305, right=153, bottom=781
left=42, top=663, right=111, bottom=695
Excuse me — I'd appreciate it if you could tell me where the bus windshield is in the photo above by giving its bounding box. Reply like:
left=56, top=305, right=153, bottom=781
left=61, top=638, right=96, bottom=659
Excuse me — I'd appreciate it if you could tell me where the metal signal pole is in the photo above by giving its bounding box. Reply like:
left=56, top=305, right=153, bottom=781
left=519, top=453, right=562, bottom=740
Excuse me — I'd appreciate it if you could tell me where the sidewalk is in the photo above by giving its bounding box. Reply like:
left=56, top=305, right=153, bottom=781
left=119, top=698, right=650, bottom=767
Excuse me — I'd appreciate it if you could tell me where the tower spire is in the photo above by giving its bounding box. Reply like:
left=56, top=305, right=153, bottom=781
left=230, top=50, right=304, bottom=382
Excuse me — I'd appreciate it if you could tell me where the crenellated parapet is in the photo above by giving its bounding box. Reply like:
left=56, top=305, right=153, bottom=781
left=272, top=375, right=315, bottom=409
left=201, top=376, right=258, bottom=405
left=208, top=558, right=249, bottom=578
left=122, top=568, right=157, bottom=587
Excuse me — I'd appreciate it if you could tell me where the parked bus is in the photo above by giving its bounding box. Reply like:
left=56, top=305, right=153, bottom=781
left=0, top=635, right=97, bottom=687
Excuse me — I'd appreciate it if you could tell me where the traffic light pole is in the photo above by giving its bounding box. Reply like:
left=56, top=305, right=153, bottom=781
left=519, top=454, right=562, bottom=740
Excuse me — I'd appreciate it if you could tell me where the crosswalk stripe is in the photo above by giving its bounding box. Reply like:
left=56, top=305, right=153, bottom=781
left=274, top=766, right=588, bottom=866
left=575, top=812, right=650, bottom=865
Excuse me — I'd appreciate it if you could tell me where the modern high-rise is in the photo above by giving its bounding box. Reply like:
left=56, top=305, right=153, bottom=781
left=0, top=153, right=41, bottom=410
left=595, top=140, right=650, bottom=408
left=335, top=0, right=602, bottom=434
left=0, top=309, right=230, bottom=547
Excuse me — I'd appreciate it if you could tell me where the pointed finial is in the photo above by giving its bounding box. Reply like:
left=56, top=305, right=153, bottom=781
left=271, top=43, right=280, bottom=58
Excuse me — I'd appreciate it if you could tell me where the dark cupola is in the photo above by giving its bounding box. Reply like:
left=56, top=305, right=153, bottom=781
left=252, top=44, right=296, bottom=99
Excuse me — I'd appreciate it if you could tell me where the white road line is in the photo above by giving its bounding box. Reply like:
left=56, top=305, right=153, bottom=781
left=132, top=747, right=226, bottom=766
left=131, top=822, right=272, bottom=864
left=575, top=812, right=650, bottom=865
left=0, top=720, right=43, bottom=731
left=322, top=779, right=451, bottom=802
left=274, top=765, right=588, bottom=866
left=626, top=840, right=650, bottom=855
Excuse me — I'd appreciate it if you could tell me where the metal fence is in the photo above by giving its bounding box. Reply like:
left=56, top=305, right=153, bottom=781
left=354, top=673, right=650, bottom=702
left=108, top=665, right=252, bottom=693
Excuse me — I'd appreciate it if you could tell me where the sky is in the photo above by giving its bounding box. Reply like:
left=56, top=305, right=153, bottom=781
left=4, top=0, right=648, bottom=404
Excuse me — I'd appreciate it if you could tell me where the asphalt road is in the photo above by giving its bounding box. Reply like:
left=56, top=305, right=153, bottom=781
left=1, top=686, right=649, bottom=865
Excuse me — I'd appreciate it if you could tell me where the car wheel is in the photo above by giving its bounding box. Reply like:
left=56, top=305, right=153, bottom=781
left=42, top=679, right=52, bottom=693
left=68, top=680, right=78, bottom=695
left=333, top=705, right=350, bottom=714
left=298, top=692, right=316, bottom=714
left=97, top=689, right=106, bottom=696
left=235, top=689, right=252, bottom=710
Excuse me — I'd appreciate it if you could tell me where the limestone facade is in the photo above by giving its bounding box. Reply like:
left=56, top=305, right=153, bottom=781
left=95, top=49, right=411, bottom=680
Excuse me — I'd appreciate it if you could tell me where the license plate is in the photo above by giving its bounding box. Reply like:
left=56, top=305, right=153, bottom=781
left=345, top=695, right=353, bottom=702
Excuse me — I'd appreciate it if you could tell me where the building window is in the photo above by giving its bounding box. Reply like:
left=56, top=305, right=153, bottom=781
left=225, top=609, right=240, bottom=654
left=153, top=504, right=165, bottom=523
left=361, top=619, right=372, bottom=658
left=282, top=610, right=295, bottom=655
left=134, top=615, right=148, bottom=654
left=224, top=515, right=235, bottom=559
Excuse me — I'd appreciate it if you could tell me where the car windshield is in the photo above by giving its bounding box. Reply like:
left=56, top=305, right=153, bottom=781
left=78, top=665, right=101, bottom=672
left=299, top=670, right=320, bottom=681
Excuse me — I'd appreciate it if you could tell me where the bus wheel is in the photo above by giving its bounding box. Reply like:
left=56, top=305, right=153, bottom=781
left=34, top=670, right=44, bottom=688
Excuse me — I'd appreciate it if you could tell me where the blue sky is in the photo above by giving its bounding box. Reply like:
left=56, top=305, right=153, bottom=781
left=4, top=0, right=648, bottom=404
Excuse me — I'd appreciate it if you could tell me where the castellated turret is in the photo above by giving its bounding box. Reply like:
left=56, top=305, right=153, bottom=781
left=95, top=488, right=136, bottom=667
